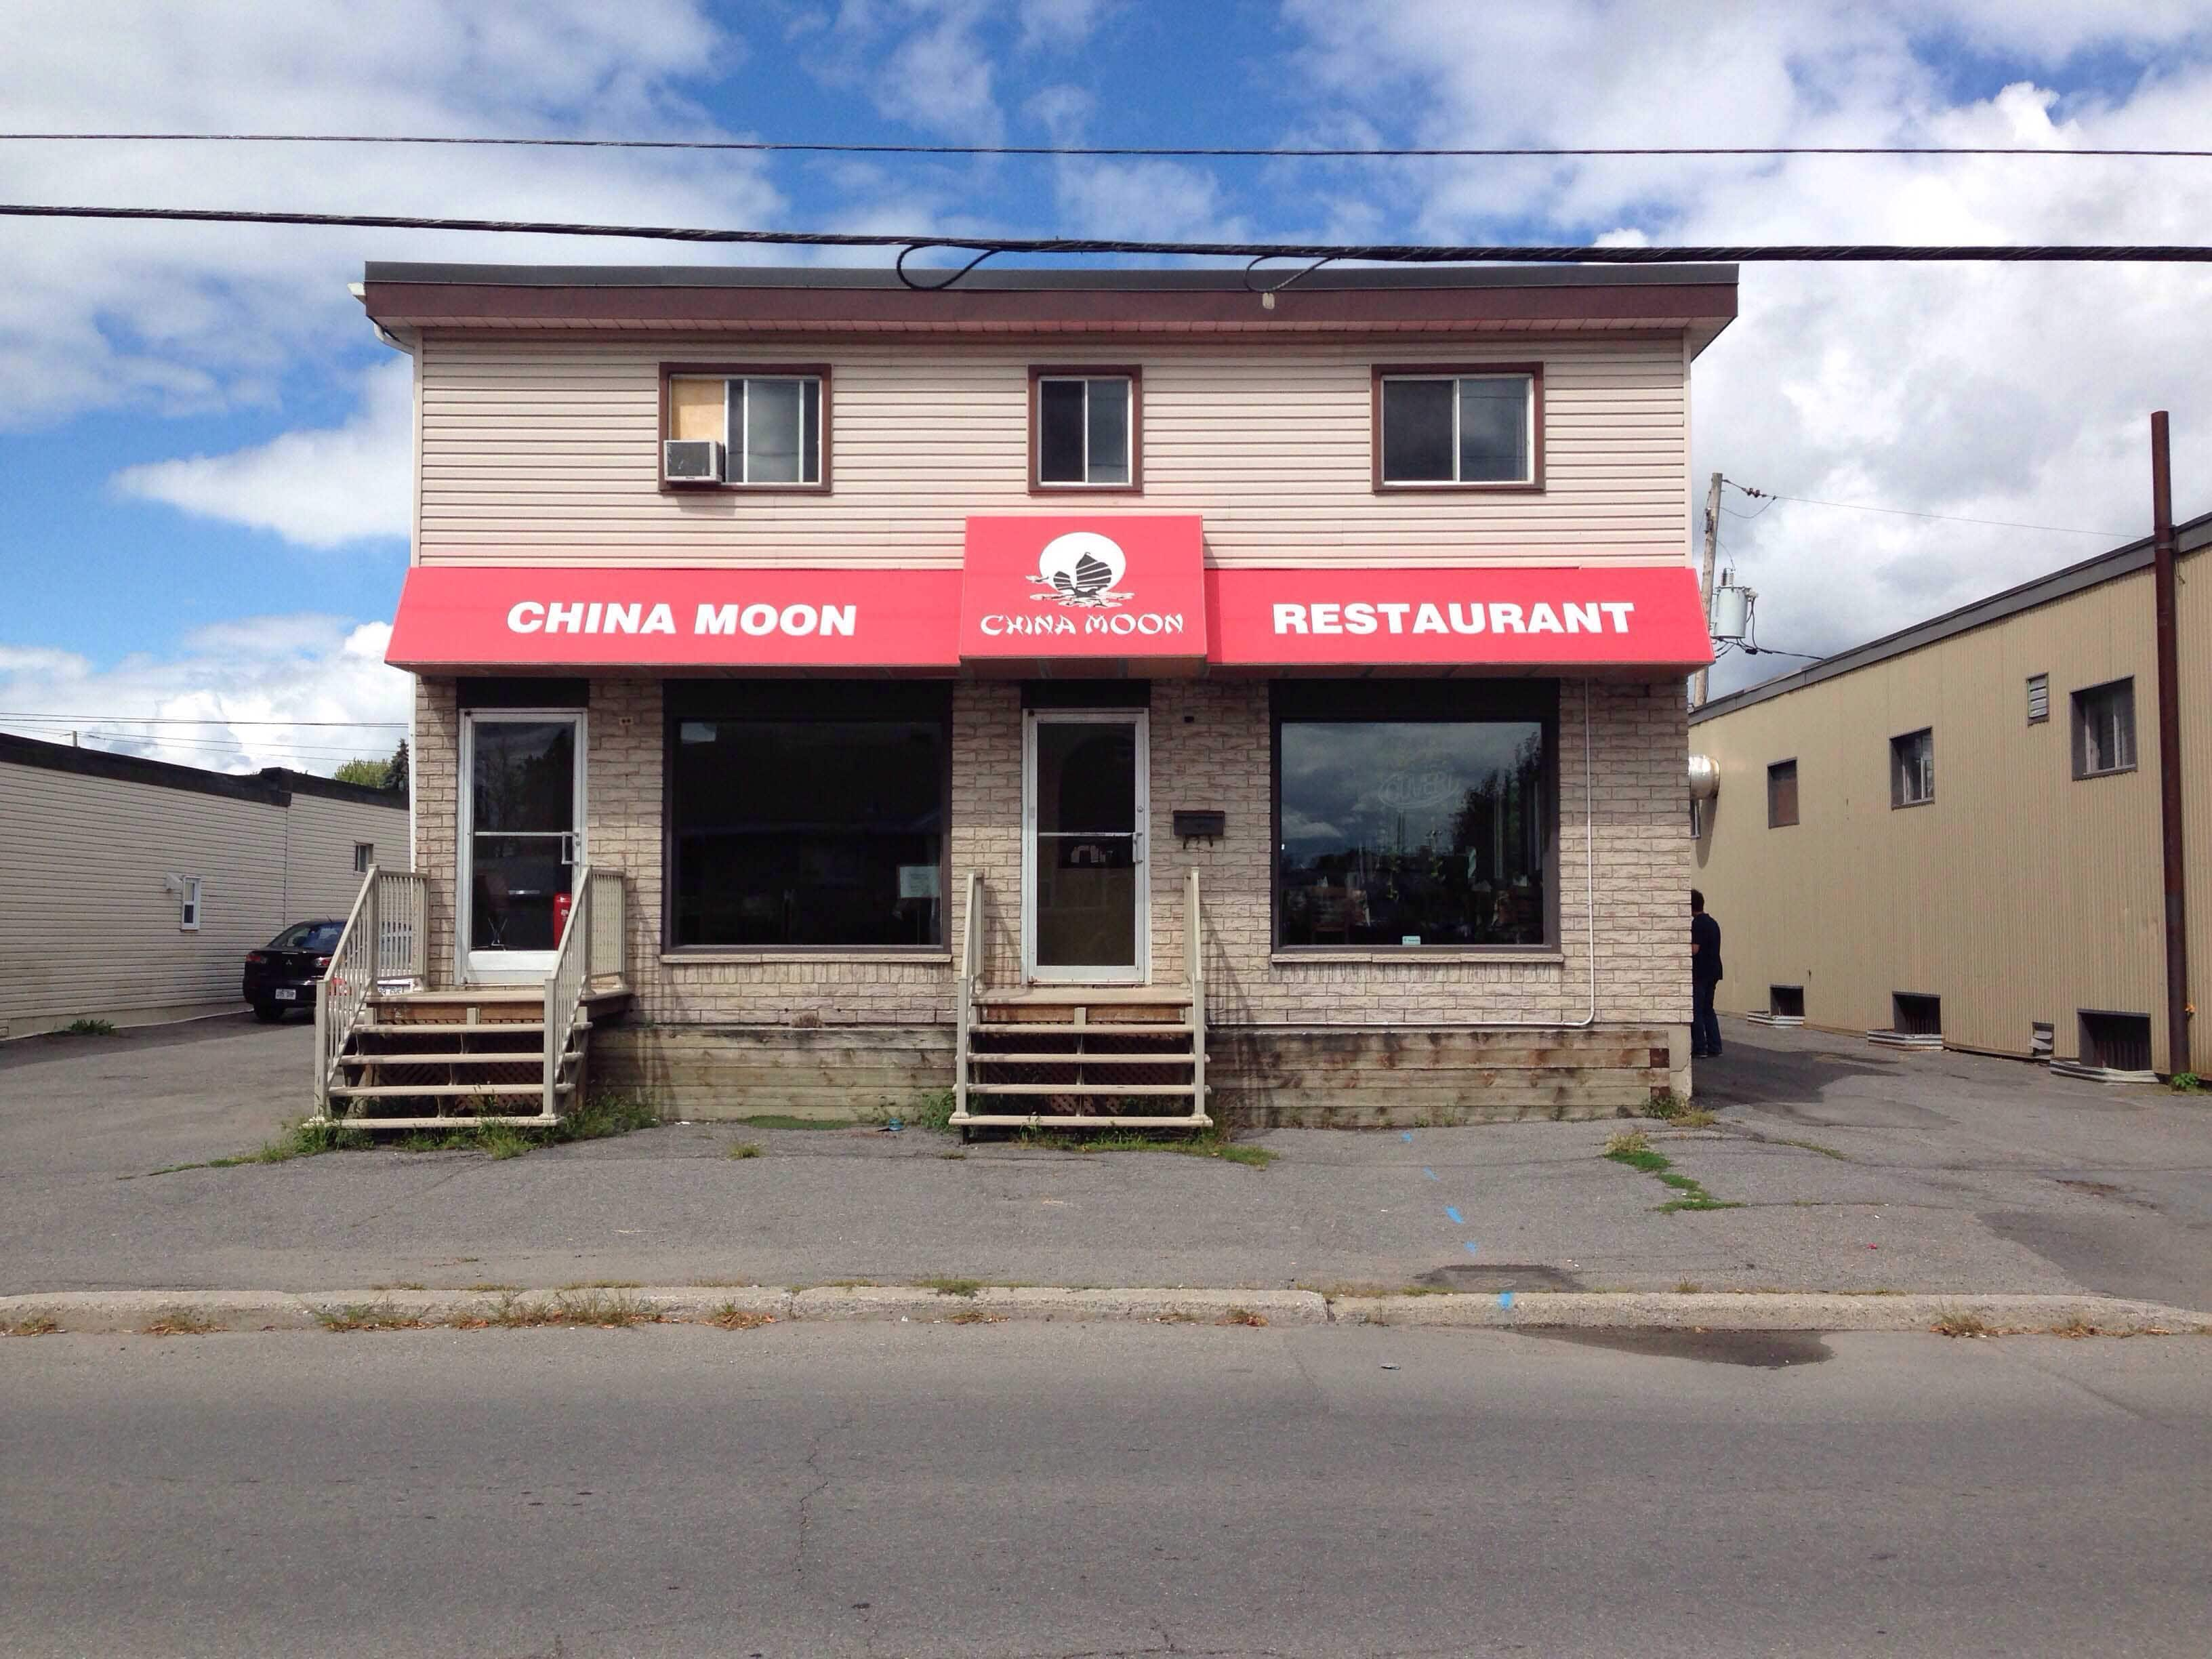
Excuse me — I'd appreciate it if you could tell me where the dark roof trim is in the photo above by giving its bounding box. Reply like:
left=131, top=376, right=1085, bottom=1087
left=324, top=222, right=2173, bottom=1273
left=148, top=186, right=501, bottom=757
left=1691, top=508, right=2212, bottom=725
left=0, top=729, right=407, bottom=811
left=361, top=262, right=1738, bottom=333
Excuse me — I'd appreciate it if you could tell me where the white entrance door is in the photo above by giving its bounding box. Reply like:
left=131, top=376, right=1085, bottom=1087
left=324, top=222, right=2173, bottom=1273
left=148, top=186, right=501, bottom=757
left=459, top=710, right=587, bottom=983
left=1023, top=708, right=1149, bottom=984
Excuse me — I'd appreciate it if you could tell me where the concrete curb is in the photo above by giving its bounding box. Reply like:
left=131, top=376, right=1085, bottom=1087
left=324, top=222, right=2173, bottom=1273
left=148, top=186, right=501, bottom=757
left=3, top=1286, right=2204, bottom=1337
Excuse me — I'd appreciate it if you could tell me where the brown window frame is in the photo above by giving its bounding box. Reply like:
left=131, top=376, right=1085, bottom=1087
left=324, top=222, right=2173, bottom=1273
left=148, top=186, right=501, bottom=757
left=1372, top=362, right=1544, bottom=493
left=1890, top=727, right=1935, bottom=808
left=1767, top=758, right=1799, bottom=828
left=657, top=362, right=833, bottom=495
left=2071, top=677, right=2137, bottom=779
left=1028, top=366, right=1143, bottom=495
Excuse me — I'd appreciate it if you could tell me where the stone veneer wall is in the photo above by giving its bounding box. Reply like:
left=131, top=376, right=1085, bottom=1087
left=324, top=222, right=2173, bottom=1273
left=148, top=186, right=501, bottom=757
left=411, top=674, right=1691, bottom=1107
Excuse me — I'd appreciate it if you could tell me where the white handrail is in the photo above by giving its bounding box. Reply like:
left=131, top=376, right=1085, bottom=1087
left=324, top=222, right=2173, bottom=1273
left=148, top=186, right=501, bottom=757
left=313, top=867, right=428, bottom=1118
left=1185, top=867, right=1206, bottom=1124
left=956, top=870, right=984, bottom=1122
left=542, top=866, right=594, bottom=1120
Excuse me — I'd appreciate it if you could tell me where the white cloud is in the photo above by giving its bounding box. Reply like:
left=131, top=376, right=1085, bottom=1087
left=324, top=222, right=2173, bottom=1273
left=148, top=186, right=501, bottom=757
left=0, top=615, right=412, bottom=777
left=110, top=361, right=413, bottom=548
left=1281, top=0, right=2212, bottom=691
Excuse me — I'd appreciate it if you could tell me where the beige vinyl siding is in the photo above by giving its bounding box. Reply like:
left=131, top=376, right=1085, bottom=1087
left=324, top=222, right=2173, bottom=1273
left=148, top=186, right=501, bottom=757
left=1692, top=565, right=2171, bottom=1068
left=0, top=764, right=406, bottom=1036
left=417, top=333, right=1689, bottom=567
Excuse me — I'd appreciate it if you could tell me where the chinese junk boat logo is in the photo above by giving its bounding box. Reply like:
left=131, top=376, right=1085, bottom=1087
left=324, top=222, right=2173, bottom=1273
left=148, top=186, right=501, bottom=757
left=1029, top=531, right=1132, bottom=609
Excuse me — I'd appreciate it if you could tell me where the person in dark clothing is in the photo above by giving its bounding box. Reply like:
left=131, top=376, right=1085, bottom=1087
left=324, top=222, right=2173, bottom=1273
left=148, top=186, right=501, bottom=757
left=1690, top=889, right=1723, bottom=1059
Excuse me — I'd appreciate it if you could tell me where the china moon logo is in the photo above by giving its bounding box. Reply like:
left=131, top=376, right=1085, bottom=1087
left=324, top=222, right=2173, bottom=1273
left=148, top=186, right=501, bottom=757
left=1029, top=531, right=1131, bottom=608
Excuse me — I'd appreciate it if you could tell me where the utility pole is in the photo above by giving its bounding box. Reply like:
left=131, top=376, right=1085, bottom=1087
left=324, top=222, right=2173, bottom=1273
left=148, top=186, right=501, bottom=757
left=2150, top=413, right=2192, bottom=1078
left=1690, top=471, right=1723, bottom=708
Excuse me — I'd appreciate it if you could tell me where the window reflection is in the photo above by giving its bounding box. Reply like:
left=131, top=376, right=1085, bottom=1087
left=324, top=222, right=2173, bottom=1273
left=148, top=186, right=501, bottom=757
left=1278, top=720, right=1547, bottom=947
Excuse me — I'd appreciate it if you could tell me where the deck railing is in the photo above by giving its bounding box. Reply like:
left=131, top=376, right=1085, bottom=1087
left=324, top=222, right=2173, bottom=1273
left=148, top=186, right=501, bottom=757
left=1185, top=867, right=1206, bottom=1119
left=312, top=867, right=428, bottom=1118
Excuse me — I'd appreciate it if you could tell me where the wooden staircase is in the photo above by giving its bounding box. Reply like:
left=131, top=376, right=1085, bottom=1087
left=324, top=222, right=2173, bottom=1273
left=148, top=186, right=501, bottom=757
left=313, top=865, right=630, bottom=1128
left=949, top=870, right=1211, bottom=1134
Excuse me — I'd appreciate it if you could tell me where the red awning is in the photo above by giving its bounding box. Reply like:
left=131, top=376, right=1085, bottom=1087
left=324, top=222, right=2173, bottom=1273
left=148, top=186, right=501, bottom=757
left=385, top=539, right=1711, bottom=676
left=384, top=565, right=964, bottom=672
left=1206, top=565, right=1714, bottom=674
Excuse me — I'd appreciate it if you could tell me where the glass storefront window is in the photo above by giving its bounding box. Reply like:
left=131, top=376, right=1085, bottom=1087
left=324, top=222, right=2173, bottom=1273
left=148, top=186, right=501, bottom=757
left=669, top=714, right=946, bottom=947
left=1277, top=703, right=1551, bottom=949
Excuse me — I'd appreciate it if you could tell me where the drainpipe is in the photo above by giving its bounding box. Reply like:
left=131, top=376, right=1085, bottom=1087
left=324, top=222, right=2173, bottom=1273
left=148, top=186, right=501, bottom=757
left=2151, top=412, right=2192, bottom=1076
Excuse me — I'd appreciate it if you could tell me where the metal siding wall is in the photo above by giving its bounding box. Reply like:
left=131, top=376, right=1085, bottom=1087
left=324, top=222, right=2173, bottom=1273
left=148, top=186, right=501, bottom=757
left=1693, top=569, right=2166, bottom=1063
left=415, top=333, right=1689, bottom=566
left=2176, top=544, right=2212, bottom=1074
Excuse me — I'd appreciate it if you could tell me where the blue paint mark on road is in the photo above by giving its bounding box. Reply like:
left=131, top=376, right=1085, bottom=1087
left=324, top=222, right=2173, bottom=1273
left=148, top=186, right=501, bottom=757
left=1401, top=1131, right=1414, bottom=1142
left=1422, top=1167, right=1439, bottom=1181
left=1445, top=1206, right=1463, bottom=1225
left=1464, top=1240, right=1481, bottom=1256
left=1498, top=1291, right=1515, bottom=1309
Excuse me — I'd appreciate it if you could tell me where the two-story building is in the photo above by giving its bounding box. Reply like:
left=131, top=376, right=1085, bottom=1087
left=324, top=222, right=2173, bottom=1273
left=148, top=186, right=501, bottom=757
left=347, top=262, right=1730, bottom=1130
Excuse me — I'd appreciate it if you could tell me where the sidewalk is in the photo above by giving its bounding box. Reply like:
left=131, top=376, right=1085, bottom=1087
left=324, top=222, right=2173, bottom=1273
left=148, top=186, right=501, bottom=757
left=2, top=1015, right=2207, bottom=1308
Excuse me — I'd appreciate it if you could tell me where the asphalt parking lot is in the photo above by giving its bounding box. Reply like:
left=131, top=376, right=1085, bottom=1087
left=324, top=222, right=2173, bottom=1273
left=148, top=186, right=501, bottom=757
left=1, top=1012, right=2207, bottom=1305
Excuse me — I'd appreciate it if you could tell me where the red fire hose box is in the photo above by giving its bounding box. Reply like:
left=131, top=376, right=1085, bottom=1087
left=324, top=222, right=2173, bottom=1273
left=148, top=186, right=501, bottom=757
left=552, top=890, right=573, bottom=941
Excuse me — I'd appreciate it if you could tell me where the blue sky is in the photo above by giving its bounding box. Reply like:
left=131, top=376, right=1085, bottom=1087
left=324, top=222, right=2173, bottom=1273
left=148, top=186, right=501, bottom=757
left=3, top=0, right=2211, bottom=771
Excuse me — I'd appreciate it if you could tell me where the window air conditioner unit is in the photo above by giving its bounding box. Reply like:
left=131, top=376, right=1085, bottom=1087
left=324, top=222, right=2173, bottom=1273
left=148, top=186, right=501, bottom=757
left=663, top=438, right=724, bottom=482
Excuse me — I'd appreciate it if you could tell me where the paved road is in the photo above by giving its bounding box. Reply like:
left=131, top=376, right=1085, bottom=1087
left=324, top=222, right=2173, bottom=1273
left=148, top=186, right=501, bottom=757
left=2, top=1322, right=2206, bottom=1657
left=3, top=1015, right=2207, bottom=1304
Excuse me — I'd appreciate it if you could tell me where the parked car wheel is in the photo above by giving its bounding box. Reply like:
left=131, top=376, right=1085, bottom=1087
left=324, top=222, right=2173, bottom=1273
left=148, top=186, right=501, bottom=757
left=252, top=1002, right=290, bottom=1023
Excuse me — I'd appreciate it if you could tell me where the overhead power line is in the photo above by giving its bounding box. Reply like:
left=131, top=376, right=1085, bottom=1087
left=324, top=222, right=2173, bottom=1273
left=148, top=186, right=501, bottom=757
left=1728, top=483, right=2127, bottom=537
left=7, top=132, right=2212, bottom=161
left=8, top=205, right=2212, bottom=280
left=0, top=712, right=407, bottom=726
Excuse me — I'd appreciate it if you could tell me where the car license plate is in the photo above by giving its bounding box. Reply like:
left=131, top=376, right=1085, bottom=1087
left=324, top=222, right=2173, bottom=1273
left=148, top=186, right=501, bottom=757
left=274, top=989, right=298, bottom=1002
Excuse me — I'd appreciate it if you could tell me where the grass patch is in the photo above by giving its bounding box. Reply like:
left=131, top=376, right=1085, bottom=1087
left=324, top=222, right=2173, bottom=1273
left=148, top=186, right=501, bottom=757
left=907, top=1089, right=957, bottom=1134
left=734, top=1113, right=860, bottom=1131
left=449, top=1289, right=660, bottom=1330
left=313, top=1301, right=429, bottom=1333
left=62, top=1017, right=117, bottom=1036
left=140, top=1306, right=219, bottom=1336
left=1773, top=1136, right=1851, bottom=1161
left=916, top=1276, right=983, bottom=1299
left=1297, top=1281, right=1450, bottom=1300
left=1601, top=1131, right=1735, bottom=1211
left=708, top=1303, right=776, bottom=1331
left=1015, top=1126, right=1275, bottom=1167
left=1931, top=1310, right=1996, bottom=1338
left=377, top=1091, right=665, bottom=1161
left=2168, top=1071, right=2203, bottom=1095
left=726, top=1141, right=764, bottom=1160
left=5, top=1313, right=61, bottom=1336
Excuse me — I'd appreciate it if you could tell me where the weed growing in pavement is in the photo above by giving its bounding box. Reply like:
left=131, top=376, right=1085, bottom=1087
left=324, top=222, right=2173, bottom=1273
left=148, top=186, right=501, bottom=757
left=4, top=1313, right=61, bottom=1336
left=708, top=1303, right=776, bottom=1330
left=1601, top=1134, right=1738, bottom=1211
left=735, top=1113, right=860, bottom=1131
left=449, top=1289, right=660, bottom=1330
left=1931, top=1310, right=1996, bottom=1338
left=1221, top=1307, right=1269, bottom=1327
left=2169, top=1071, right=2203, bottom=1095
left=140, top=1307, right=219, bottom=1336
left=726, top=1142, right=764, bottom=1160
left=1773, top=1136, right=1851, bottom=1160
left=908, top=1088, right=958, bottom=1133
left=947, top=1309, right=1006, bottom=1325
left=1015, top=1127, right=1275, bottom=1167
left=1296, top=1282, right=1450, bottom=1300
left=61, top=1017, right=117, bottom=1036
left=313, top=1301, right=429, bottom=1333
left=937, top=1149, right=968, bottom=1160
left=917, top=1277, right=983, bottom=1298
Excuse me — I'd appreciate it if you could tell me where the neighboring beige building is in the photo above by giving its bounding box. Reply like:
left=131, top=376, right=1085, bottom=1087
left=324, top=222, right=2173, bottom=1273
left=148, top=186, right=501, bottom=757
left=0, top=733, right=409, bottom=1038
left=1689, top=512, right=2212, bottom=1077
left=350, top=262, right=1736, bottom=1126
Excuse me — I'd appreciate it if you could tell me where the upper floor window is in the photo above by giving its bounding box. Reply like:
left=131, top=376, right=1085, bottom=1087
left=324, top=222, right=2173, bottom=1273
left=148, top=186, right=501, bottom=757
left=1767, top=759, right=1799, bottom=827
left=661, top=366, right=828, bottom=490
left=1891, top=728, right=1934, bottom=808
left=1374, top=365, right=1541, bottom=489
left=353, top=842, right=375, bottom=874
left=1032, top=370, right=1139, bottom=490
left=2073, top=678, right=2136, bottom=778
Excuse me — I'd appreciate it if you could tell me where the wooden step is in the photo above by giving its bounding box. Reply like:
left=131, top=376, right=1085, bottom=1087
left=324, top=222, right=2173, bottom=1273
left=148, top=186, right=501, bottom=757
left=969, top=1050, right=1202, bottom=1066
left=977, top=987, right=1194, bottom=1006
left=323, top=1115, right=558, bottom=1130
left=969, top=1020, right=1195, bottom=1036
left=329, top=1082, right=573, bottom=1101
left=355, top=1020, right=562, bottom=1038
left=342, top=1050, right=569, bottom=1069
left=951, top=1112, right=1213, bottom=1130
left=965, top=1082, right=1202, bottom=1097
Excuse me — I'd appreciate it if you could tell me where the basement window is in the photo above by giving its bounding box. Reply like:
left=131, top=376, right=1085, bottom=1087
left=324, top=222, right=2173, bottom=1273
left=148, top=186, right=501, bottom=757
left=2078, top=1010, right=2152, bottom=1072
left=1770, top=985, right=1805, bottom=1019
left=1891, top=993, right=1941, bottom=1036
left=2072, top=678, right=2136, bottom=778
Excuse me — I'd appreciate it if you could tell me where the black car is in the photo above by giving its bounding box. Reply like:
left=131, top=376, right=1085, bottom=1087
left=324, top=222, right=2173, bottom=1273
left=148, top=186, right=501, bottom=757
left=243, top=919, right=346, bottom=1022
